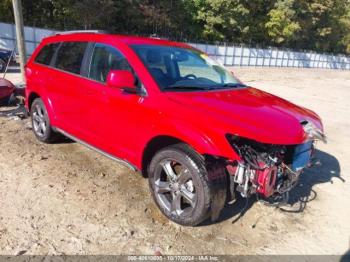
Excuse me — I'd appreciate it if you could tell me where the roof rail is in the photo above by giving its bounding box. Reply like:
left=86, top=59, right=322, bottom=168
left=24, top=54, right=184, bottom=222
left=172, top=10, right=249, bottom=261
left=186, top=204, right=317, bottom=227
left=55, top=30, right=108, bottom=36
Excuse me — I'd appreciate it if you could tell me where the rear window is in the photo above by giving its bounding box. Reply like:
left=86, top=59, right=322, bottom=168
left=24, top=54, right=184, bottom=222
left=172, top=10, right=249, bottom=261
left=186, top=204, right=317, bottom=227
left=34, top=43, right=60, bottom=65
left=54, top=42, right=88, bottom=75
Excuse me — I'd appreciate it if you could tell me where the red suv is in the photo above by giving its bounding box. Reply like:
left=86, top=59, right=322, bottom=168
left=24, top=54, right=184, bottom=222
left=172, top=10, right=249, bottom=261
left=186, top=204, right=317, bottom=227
left=25, top=31, right=326, bottom=226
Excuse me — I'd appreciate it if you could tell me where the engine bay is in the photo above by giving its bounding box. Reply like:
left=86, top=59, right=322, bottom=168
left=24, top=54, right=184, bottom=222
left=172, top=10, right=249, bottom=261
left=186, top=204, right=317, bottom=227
left=226, top=135, right=315, bottom=202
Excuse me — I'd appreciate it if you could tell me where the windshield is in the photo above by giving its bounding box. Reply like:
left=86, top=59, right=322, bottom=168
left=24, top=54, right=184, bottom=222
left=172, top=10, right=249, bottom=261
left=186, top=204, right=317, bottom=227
left=131, top=44, right=245, bottom=91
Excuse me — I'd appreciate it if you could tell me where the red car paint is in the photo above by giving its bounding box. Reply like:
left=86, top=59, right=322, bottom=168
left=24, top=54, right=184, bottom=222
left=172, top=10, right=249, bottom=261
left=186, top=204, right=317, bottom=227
left=256, top=163, right=278, bottom=198
left=0, top=78, right=15, bottom=101
left=25, top=33, right=324, bottom=171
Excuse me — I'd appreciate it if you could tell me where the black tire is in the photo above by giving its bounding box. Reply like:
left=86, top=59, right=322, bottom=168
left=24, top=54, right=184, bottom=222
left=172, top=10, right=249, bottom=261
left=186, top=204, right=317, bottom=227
left=0, top=59, right=6, bottom=73
left=148, top=143, right=211, bottom=226
left=30, top=98, right=59, bottom=143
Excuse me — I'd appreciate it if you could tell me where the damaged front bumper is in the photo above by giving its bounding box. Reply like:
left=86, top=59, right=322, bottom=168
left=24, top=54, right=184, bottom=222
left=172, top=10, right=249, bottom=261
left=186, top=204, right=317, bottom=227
left=208, top=132, right=327, bottom=220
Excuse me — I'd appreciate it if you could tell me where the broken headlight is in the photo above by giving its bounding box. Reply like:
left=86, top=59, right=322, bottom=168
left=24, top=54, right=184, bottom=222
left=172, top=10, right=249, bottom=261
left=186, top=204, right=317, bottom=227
left=301, top=120, right=327, bottom=143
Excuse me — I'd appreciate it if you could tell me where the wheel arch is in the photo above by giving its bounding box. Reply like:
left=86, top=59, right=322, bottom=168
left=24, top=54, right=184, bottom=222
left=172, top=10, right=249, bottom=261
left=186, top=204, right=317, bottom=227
left=27, top=92, right=41, bottom=109
left=141, top=135, right=185, bottom=177
left=27, top=91, right=56, bottom=126
left=140, top=129, right=238, bottom=177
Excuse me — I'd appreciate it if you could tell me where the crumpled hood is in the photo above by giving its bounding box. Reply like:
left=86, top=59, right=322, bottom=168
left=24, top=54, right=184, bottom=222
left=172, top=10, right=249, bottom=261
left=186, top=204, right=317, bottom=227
left=166, top=87, right=323, bottom=145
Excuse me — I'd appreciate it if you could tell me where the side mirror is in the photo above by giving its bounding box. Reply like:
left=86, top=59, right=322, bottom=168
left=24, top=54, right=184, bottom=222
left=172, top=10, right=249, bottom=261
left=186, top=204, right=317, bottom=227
left=106, top=70, right=136, bottom=90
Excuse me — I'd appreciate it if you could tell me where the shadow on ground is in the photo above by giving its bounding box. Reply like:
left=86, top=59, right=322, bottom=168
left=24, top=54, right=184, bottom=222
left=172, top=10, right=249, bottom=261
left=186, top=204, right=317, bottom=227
left=202, top=149, right=343, bottom=226
left=341, top=250, right=350, bottom=262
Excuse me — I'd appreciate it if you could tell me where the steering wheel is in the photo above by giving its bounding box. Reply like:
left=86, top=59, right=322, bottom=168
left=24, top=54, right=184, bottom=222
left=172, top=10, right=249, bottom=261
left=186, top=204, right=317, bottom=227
left=183, top=74, right=197, bottom=80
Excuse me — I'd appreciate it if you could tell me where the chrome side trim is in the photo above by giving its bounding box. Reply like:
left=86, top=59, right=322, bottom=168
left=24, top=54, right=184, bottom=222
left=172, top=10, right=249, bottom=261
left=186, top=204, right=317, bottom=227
left=55, top=128, right=138, bottom=171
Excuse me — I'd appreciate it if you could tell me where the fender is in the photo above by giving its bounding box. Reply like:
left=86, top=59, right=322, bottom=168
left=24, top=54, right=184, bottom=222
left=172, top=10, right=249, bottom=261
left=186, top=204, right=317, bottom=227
left=25, top=46, right=59, bottom=125
left=27, top=89, right=57, bottom=126
left=154, top=117, right=240, bottom=162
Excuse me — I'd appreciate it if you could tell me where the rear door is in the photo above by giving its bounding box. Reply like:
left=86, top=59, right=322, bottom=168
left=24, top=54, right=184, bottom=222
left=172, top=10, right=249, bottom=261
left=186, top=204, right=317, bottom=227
left=48, top=41, right=90, bottom=138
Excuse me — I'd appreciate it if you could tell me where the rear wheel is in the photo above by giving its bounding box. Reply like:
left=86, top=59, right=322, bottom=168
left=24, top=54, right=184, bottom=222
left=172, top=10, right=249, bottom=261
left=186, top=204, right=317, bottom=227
left=148, top=143, right=211, bottom=226
left=30, top=98, right=59, bottom=143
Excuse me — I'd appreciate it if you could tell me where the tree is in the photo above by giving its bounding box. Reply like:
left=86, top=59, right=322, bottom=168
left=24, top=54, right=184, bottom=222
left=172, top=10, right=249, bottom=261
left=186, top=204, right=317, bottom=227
left=71, top=0, right=115, bottom=30
left=265, top=0, right=301, bottom=45
left=0, top=0, right=13, bottom=23
left=185, top=0, right=249, bottom=41
left=339, top=2, right=350, bottom=53
left=0, top=0, right=349, bottom=54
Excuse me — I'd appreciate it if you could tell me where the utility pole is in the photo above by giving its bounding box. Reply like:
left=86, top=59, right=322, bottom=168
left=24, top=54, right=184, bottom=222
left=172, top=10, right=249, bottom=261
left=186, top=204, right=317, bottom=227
left=12, top=0, right=26, bottom=82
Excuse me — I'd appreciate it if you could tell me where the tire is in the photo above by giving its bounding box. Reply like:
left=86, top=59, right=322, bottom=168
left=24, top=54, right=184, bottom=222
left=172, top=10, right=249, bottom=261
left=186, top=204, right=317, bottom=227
left=0, top=59, right=6, bottom=73
left=148, top=143, right=211, bottom=226
left=30, top=98, right=59, bottom=143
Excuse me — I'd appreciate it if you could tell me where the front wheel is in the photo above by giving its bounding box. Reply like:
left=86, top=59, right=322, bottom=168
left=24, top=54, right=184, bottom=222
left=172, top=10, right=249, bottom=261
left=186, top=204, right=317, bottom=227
left=148, top=143, right=211, bottom=226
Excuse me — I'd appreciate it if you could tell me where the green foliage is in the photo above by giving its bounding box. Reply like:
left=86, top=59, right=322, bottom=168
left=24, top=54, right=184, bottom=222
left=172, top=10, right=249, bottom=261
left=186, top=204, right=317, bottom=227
left=0, top=0, right=13, bottom=22
left=265, top=0, right=301, bottom=44
left=339, top=3, right=350, bottom=53
left=187, top=0, right=249, bottom=41
left=0, top=0, right=349, bottom=54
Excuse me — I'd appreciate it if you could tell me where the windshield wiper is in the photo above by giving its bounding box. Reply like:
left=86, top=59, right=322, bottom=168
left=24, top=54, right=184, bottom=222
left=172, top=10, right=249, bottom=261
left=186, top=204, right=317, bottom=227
left=217, top=83, right=247, bottom=88
left=164, top=85, right=212, bottom=90
left=164, top=83, right=246, bottom=91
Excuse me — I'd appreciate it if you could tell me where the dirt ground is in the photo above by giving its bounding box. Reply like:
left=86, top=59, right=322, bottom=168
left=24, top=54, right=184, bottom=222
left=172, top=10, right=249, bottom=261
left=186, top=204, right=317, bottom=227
left=0, top=67, right=349, bottom=256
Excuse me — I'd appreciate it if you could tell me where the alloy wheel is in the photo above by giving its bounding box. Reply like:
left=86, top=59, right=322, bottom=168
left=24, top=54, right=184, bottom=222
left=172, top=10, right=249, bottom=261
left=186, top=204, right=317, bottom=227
left=32, top=104, right=47, bottom=137
left=153, top=159, right=197, bottom=217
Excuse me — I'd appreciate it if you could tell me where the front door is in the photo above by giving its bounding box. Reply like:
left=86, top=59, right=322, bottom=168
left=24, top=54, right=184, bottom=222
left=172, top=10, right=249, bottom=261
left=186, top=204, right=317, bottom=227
left=80, top=43, right=143, bottom=160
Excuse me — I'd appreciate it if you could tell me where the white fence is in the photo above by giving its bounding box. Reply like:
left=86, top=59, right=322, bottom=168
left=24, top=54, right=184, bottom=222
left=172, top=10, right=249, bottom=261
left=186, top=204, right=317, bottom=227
left=190, top=43, right=350, bottom=70
left=1, top=22, right=349, bottom=70
left=0, top=22, right=57, bottom=56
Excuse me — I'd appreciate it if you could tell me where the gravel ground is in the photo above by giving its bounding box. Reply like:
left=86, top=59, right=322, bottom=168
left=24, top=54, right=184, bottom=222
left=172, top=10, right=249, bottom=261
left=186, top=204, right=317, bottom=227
left=0, top=67, right=349, bottom=256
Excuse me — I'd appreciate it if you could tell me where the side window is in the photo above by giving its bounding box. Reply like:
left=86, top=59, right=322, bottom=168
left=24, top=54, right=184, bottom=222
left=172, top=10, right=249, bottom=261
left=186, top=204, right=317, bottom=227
left=34, top=43, right=60, bottom=66
left=89, top=43, right=132, bottom=82
left=54, top=42, right=88, bottom=74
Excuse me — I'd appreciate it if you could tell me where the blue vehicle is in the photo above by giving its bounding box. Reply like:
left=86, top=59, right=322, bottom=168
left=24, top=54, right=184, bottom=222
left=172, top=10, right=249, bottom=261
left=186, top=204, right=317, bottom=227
left=0, top=49, right=15, bottom=73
